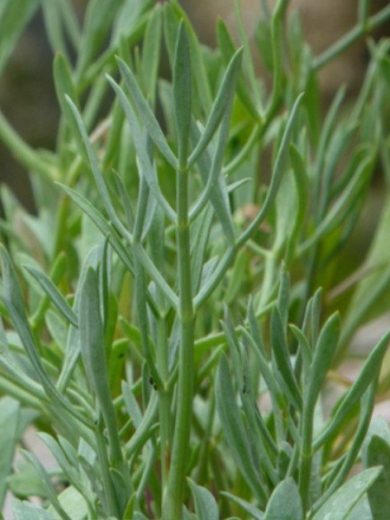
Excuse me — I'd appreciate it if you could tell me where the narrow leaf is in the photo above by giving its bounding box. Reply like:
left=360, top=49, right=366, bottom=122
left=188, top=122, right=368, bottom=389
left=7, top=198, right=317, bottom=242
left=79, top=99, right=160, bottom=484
left=187, top=478, right=219, bottom=520
left=216, top=355, right=266, bottom=505
left=53, top=53, right=78, bottom=117
left=305, top=313, right=340, bottom=411
left=23, top=264, right=78, bottom=327
left=0, top=397, right=20, bottom=508
left=366, top=436, right=390, bottom=519
left=270, top=308, right=302, bottom=410
left=173, top=22, right=192, bottom=165
left=221, top=492, right=264, bottom=520
left=312, top=467, right=382, bottom=520
left=79, top=268, right=122, bottom=465
left=12, top=499, right=52, bottom=520
left=189, top=48, right=243, bottom=167
left=0, top=0, right=39, bottom=74
left=238, top=93, right=304, bottom=245
left=117, top=57, right=178, bottom=168
left=65, top=97, right=126, bottom=236
left=264, top=478, right=303, bottom=520
left=315, top=330, right=390, bottom=449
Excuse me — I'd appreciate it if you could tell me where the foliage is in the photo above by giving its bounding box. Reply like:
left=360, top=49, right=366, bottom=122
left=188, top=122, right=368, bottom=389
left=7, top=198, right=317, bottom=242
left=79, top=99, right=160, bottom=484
left=1, top=0, right=390, bottom=518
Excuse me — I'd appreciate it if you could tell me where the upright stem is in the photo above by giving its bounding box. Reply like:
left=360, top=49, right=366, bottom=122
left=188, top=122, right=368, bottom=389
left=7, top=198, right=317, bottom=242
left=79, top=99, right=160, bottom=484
left=95, top=422, right=120, bottom=518
left=157, top=317, right=171, bottom=490
left=299, top=402, right=314, bottom=513
left=163, top=165, right=194, bottom=519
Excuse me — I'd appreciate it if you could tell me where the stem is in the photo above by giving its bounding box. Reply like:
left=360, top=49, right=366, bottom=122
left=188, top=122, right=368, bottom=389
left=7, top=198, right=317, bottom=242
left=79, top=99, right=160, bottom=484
left=163, top=165, right=194, bottom=519
left=95, top=422, right=120, bottom=518
left=157, top=317, right=171, bottom=491
left=299, top=402, right=313, bottom=513
left=313, top=5, right=390, bottom=71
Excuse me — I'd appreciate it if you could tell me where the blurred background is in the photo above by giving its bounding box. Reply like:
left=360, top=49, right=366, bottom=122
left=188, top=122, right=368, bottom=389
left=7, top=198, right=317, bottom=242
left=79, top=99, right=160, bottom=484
left=0, top=0, right=388, bottom=210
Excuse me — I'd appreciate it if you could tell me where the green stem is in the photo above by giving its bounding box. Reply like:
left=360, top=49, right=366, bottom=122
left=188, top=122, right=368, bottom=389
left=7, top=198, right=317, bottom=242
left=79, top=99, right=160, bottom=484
left=299, top=385, right=320, bottom=512
left=163, top=165, right=194, bottom=519
left=313, top=4, right=390, bottom=71
left=95, top=422, right=120, bottom=518
left=156, top=317, right=171, bottom=491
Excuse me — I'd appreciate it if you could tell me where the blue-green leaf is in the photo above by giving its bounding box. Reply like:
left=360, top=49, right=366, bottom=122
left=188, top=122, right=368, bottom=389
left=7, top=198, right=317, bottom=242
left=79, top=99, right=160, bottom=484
left=366, top=435, right=390, bottom=519
left=0, top=0, right=39, bottom=74
left=265, top=478, right=303, bottom=520
left=23, top=264, right=78, bottom=328
left=173, top=22, right=192, bottom=165
left=221, top=492, right=264, bottom=520
left=187, top=478, right=219, bottom=520
left=312, top=467, right=382, bottom=520
left=0, top=397, right=20, bottom=508
left=216, top=355, right=266, bottom=506
left=12, top=499, right=53, bottom=520
left=189, top=49, right=242, bottom=164
left=117, top=57, right=178, bottom=168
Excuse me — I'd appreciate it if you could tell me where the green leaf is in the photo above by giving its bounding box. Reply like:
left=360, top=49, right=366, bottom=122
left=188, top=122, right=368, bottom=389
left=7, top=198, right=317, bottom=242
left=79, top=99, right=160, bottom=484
left=270, top=308, right=302, bottom=410
left=187, top=478, right=219, bottom=520
left=366, top=436, right=390, bottom=519
left=190, top=208, right=213, bottom=293
left=116, top=57, right=178, bottom=168
left=305, top=313, right=340, bottom=411
left=65, top=97, right=126, bottom=235
left=9, top=460, right=47, bottom=498
left=50, top=486, right=89, bottom=520
left=142, top=5, right=162, bottom=105
left=345, top=496, right=373, bottom=520
left=39, top=433, right=81, bottom=491
left=238, top=93, right=304, bottom=245
left=173, top=22, right=192, bottom=165
left=264, top=478, right=303, bottom=520
left=217, top=20, right=258, bottom=119
left=0, top=397, right=20, bottom=508
left=56, top=183, right=135, bottom=274
left=190, top=122, right=235, bottom=242
left=0, top=246, right=88, bottom=426
left=79, top=267, right=122, bottom=465
left=300, top=151, right=375, bottom=253
left=23, top=264, right=78, bottom=327
left=315, top=384, right=376, bottom=512
left=312, top=467, right=382, bottom=520
left=289, top=324, right=312, bottom=376
left=342, top=194, right=390, bottom=344
left=106, top=75, right=176, bottom=221
left=21, top=451, right=71, bottom=520
left=12, top=499, right=53, bottom=520
left=112, top=0, right=151, bottom=45
left=362, top=416, right=390, bottom=465
left=0, top=0, right=39, bottom=74
left=75, top=0, right=121, bottom=76
left=188, top=48, right=243, bottom=167
left=162, top=3, right=179, bottom=68
left=216, top=355, right=266, bottom=506
left=124, top=393, right=159, bottom=457
left=221, top=492, right=264, bottom=520
left=41, top=0, right=69, bottom=56
left=122, top=381, right=143, bottom=429
left=56, top=244, right=103, bottom=391
left=53, top=53, right=78, bottom=118
left=315, top=330, right=390, bottom=449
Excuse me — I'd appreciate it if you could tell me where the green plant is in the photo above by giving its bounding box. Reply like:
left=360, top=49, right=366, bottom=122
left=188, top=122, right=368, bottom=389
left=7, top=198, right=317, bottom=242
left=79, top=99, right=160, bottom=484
left=1, top=0, right=390, bottom=518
